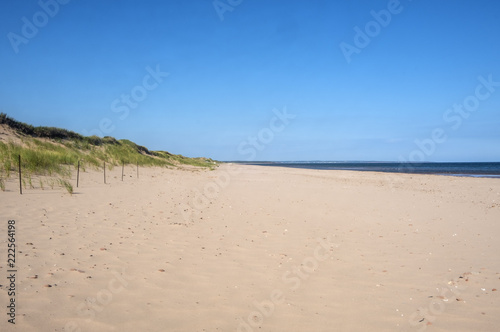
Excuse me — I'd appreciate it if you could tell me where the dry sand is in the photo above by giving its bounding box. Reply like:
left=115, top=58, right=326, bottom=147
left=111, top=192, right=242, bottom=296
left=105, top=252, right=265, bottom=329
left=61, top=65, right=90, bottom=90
left=1, top=163, right=500, bottom=331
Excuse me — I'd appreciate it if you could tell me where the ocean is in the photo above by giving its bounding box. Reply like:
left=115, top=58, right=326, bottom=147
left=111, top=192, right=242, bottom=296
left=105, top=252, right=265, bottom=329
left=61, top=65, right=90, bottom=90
left=237, top=162, right=500, bottom=178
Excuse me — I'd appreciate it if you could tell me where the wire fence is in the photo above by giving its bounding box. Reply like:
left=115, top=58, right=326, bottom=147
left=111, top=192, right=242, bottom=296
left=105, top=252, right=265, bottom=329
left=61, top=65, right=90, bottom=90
left=6, top=155, right=141, bottom=195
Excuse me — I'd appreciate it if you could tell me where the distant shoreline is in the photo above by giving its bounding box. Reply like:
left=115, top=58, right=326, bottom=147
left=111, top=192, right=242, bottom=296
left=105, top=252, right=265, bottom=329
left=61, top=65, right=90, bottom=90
left=229, top=161, right=500, bottom=178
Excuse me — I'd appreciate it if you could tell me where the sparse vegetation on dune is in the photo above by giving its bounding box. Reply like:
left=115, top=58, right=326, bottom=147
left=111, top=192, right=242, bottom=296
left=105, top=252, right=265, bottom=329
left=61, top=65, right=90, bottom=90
left=0, top=113, right=219, bottom=193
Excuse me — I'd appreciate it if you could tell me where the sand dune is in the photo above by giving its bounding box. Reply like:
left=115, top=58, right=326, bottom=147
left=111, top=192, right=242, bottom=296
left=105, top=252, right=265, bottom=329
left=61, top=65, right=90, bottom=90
left=1, top=164, right=499, bottom=331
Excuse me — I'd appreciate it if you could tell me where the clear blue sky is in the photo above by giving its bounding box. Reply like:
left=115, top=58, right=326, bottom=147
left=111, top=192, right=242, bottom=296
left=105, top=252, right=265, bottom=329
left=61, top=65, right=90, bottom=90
left=1, top=0, right=499, bottom=161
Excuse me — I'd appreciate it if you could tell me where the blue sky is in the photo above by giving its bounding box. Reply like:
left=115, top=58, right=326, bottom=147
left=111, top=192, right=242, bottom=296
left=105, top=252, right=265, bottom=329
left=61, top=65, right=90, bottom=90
left=1, top=0, right=499, bottom=161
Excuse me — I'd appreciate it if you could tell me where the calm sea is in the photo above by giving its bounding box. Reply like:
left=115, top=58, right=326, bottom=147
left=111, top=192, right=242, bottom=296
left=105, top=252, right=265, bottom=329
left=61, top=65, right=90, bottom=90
left=237, top=162, right=500, bottom=178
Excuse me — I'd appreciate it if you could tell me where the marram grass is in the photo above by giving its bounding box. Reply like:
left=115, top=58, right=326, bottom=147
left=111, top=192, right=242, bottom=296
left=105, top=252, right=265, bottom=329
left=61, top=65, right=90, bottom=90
left=0, top=113, right=219, bottom=193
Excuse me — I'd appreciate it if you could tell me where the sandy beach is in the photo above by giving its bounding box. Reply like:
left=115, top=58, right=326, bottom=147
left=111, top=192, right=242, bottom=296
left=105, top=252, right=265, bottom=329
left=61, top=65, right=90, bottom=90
left=1, top=164, right=500, bottom=331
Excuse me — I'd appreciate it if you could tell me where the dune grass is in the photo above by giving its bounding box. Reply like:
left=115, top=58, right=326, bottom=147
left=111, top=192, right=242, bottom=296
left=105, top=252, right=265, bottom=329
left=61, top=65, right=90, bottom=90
left=59, top=179, right=73, bottom=195
left=0, top=113, right=218, bottom=193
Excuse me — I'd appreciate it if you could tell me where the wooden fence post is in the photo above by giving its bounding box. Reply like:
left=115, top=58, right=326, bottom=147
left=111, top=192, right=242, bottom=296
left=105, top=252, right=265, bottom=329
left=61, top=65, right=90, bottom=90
left=18, top=154, right=22, bottom=195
